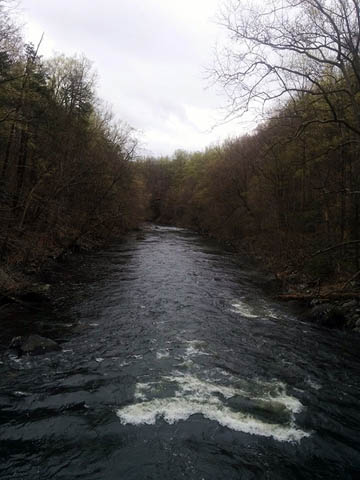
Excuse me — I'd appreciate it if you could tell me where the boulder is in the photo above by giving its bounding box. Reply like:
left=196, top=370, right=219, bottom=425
left=10, top=334, right=61, bottom=355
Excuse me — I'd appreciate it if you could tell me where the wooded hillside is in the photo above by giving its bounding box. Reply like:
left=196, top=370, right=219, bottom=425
left=0, top=1, right=147, bottom=271
left=141, top=0, right=360, bottom=285
left=1, top=0, right=359, bottom=291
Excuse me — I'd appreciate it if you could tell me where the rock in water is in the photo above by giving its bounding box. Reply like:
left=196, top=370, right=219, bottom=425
left=10, top=334, right=61, bottom=355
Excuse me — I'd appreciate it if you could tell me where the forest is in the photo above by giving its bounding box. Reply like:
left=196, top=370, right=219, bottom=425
left=1, top=0, right=360, bottom=296
left=141, top=0, right=360, bottom=293
left=0, top=0, right=148, bottom=276
left=3, top=3, right=360, bottom=476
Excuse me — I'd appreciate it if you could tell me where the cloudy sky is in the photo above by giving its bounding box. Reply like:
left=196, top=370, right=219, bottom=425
left=18, top=0, right=254, bottom=156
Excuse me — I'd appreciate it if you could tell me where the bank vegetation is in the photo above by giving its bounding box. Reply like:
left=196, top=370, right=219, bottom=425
left=1, top=0, right=360, bottom=300
left=0, top=1, right=148, bottom=293
left=140, top=0, right=360, bottom=295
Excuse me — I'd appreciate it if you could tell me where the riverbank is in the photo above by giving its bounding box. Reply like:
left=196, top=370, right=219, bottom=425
left=0, top=228, right=139, bottom=313
left=2, top=223, right=360, bottom=334
left=166, top=221, right=360, bottom=332
left=2, top=224, right=360, bottom=478
left=241, top=248, right=360, bottom=332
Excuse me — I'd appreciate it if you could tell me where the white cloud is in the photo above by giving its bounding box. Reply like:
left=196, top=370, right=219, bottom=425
left=19, top=0, right=253, bottom=156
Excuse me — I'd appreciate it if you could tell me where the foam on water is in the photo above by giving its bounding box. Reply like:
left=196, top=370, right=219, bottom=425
left=14, top=391, right=32, bottom=397
left=262, top=307, right=282, bottom=320
left=135, top=382, right=154, bottom=401
left=116, top=373, right=310, bottom=443
left=9, top=355, right=23, bottom=364
left=249, top=378, right=304, bottom=413
left=230, top=300, right=284, bottom=320
left=119, top=360, right=131, bottom=367
left=117, top=397, right=308, bottom=442
left=305, top=377, right=321, bottom=390
left=175, top=359, right=194, bottom=368
left=184, top=340, right=210, bottom=358
left=230, top=301, right=258, bottom=318
left=156, top=349, right=170, bottom=360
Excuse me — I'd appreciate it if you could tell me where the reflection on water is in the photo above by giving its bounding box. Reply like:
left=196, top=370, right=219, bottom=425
left=1, top=224, right=360, bottom=479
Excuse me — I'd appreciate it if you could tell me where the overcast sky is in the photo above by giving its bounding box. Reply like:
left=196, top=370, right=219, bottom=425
left=18, top=0, right=254, bottom=157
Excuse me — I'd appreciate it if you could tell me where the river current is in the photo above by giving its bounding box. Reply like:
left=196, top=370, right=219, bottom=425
left=1, top=225, right=360, bottom=479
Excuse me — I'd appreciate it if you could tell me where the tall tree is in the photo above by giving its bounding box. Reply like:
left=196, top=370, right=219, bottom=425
left=215, top=0, right=360, bottom=135
left=214, top=0, right=360, bottom=267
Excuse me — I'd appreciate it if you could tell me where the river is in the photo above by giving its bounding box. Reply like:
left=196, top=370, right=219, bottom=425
left=1, top=225, right=360, bottom=479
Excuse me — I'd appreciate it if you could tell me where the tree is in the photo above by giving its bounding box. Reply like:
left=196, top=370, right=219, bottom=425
left=214, top=0, right=360, bottom=269
left=215, top=0, right=360, bottom=136
left=0, top=13, right=147, bottom=267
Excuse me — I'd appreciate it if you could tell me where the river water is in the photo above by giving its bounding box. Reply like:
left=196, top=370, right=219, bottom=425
left=1, top=225, right=360, bottom=479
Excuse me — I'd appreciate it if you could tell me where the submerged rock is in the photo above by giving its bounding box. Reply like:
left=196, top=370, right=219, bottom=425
left=10, top=334, right=61, bottom=355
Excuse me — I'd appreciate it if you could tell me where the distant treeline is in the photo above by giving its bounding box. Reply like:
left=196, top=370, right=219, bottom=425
left=1, top=0, right=360, bottom=283
left=141, top=89, right=360, bottom=278
left=0, top=2, right=147, bottom=267
left=140, top=0, right=360, bottom=280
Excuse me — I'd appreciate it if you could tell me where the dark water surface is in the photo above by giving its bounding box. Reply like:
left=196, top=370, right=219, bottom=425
left=1, top=225, right=360, bottom=479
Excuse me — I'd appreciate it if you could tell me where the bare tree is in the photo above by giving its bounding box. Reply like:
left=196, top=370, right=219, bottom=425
left=215, top=0, right=360, bottom=135
left=0, top=0, right=22, bottom=72
left=212, top=0, right=360, bottom=268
